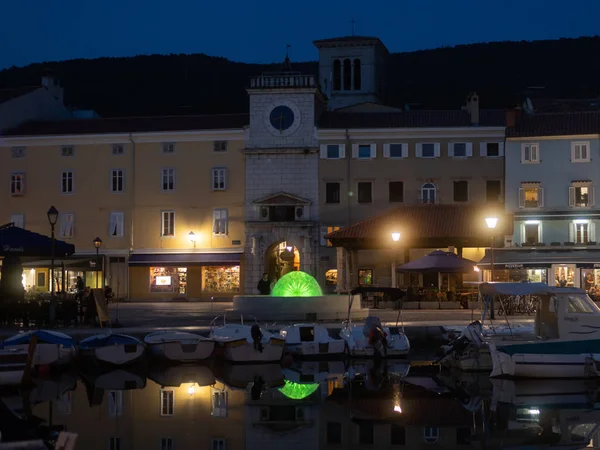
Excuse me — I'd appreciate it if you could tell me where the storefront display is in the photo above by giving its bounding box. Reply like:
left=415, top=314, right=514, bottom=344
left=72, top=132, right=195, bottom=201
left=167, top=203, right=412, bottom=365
left=359, top=269, right=373, bottom=286
left=483, top=265, right=548, bottom=284
left=325, top=269, right=338, bottom=285
left=150, top=267, right=187, bottom=294
left=554, top=264, right=575, bottom=287
left=203, top=266, right=240, bottom=293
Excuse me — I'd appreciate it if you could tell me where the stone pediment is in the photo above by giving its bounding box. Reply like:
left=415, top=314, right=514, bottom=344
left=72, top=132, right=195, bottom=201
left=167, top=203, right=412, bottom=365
left=253, top=192, right=311, bottom=206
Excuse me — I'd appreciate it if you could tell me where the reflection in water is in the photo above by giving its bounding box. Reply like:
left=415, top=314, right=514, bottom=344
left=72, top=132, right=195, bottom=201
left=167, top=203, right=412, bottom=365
left=0, top=362, right=599, bottom=449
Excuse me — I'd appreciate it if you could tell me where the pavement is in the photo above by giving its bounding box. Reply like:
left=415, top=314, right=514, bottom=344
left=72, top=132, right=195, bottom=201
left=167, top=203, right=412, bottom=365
left=0, top=302, right=534, bottom=345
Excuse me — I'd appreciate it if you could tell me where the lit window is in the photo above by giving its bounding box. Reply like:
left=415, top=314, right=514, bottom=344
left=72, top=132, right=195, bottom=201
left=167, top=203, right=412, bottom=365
left=161, top=211, right=175, bottom=237
left=519, top=185, right=543, bottom=208
left=109, top=212, right=124, bottom=238
left=160, top=389, right=174, bottom=416
left=59, top=214, right=75, bottom=239
left=212, top=209, right=228, bottom=236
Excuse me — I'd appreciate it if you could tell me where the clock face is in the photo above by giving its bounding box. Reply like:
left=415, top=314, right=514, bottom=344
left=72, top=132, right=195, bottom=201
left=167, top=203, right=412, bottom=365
left=269, top=105, right=295, bottom=132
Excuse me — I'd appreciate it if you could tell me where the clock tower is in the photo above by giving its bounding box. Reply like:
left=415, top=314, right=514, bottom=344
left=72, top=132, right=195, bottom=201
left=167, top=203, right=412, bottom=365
left=244, top=68, right=325, bottom=294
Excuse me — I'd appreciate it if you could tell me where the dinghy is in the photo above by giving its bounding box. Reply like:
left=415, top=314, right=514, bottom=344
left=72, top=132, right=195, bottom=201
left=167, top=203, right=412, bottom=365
left=144, top=331, right=214, bottom=362
left=1, top=330, right=76, bottom=366
left=79, top=333, right=145, bottom=366
left=280, top=324, right=345, bottom=357
left=339, top=316, right=410, bottom=358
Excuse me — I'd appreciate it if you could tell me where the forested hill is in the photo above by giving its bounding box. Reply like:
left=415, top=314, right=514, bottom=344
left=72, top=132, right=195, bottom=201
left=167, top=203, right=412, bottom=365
left=1, top=36, right=599, bottom=117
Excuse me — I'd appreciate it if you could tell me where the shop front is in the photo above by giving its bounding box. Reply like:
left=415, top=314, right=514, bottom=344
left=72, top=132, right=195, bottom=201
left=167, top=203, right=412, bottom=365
left=20, top=256, right=105, bottom=294
left=128, top=252, right=243, bottom=301
left=478, top=248, right=600, bottom=297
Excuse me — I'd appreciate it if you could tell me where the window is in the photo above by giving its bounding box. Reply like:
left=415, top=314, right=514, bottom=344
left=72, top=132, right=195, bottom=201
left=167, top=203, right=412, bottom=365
left=391, top=425, right=406, bottom=445
left=212, top=168, right=227, bottom=190
left=10, top=173, right=25, bottom=195
left=333, top=59, right=341, bottom=91
left=570, top=220, right=595, bottom=244
left=61, top=171, right=74, bottom=194
left=111, top=169, right=124, bottom=192
left=576, top=222, right=589, bottom=244
left=109, top=212, right=124, bottom=238
left=389, top=181, right=404, bottom=203
left=423, top=426, right=440, bottom=444
left=11, top=147, right=25, bottom=158
left=325, top=182, right=340, bottom=203
left=572, top=142, right=590, bottom=162
left=112, top=144, right=124, bottom=155
left=109, top=437, right=121, bottom=450
left=160, top=438, right=173, bottom=450
left=10, top=214, right=24, bottom=228
left=421, top=183, right=436, bottom=204
left=486, top=180, right=502, bottom=203
left=327, top=422, right=342, bottom=444
left=59, top=214, right=75, bottom=239
left=61, top=146, right=74, bottom=157
left=211, top=389, right=228, bottom=417
left=453, top=180, right=469, bottom=202
left=385, top=143, right=406, bottom=158
left=320, top=144, right=345, bottom=159
left=523, top=221, right=541, bottom=244
left=479, top=142, right=504, bottom=157
left=161, top=168, right=175, bottom=191
left=37, top=272, right=46, bottom=288
left=567, top=295, right=597, bottom=314
left=570, top=185, right=594, bottom=207
left=522, top=143, right=539, bottom=163
left=358, top=144, right=372, bottom=159
left=519, top=185, right=544, bottom=208
left=343, top=58, right=351, bottom=90
left=213, top=140, right=228, bottom=152
left=357, top=182, right=372, bottom=203
left=162, top=143, right=175, bottom=153
left=212, top=439, right=226, bottom=450
left=161, top=211, right=175, bottom=237
left=417, top=143, right=439, bottom=158
left=451, top=142, right=467, bottom=157
left=353, top=59, right=361, bottom=90
left=213, top=209, right=228, bottom=236
left=359, top=422, right=374, bottom=445
left=321, top=225, right=340, bottom=247
left=160, top=389, right=174, bottom=416
left=108, top=390, right=123, bottom=417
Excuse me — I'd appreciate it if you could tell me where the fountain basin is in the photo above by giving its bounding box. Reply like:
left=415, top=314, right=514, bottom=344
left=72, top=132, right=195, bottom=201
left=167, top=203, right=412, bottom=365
left=232, top=294, right=368, bottom=321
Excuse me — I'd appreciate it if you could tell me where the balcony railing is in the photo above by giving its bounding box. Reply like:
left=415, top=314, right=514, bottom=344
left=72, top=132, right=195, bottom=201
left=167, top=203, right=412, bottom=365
left=250, top=72, right=317, bottom=89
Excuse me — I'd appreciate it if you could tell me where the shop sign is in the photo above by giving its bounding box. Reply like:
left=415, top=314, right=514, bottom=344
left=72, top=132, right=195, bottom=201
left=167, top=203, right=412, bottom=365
left=576, top=263, right=600, bottom=269
left=502, top=263, right=551, bottom=269
left=504, top=264, right=524, bottom=269
left=88, top=261, right=96, bottom=268
left=3, top=245, right=24, bottom=252
left=231, top=240, right=241, bottom=245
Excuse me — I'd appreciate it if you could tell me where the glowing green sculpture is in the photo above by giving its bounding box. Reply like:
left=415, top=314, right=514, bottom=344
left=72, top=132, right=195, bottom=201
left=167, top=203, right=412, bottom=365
left=278, top=380, right=320, bottom=400
left=271, top=271, right=323, bottom=297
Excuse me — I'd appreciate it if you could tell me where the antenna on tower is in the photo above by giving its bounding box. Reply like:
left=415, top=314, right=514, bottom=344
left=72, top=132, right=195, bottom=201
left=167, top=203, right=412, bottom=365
left=350, top=18, right=356, bottom=36
left=283, top=44, right=292, bottom=71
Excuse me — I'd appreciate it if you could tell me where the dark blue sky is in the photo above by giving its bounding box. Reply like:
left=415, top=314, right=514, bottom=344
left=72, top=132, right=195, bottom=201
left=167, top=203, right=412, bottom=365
left=1, top=0, right=598, bottom=70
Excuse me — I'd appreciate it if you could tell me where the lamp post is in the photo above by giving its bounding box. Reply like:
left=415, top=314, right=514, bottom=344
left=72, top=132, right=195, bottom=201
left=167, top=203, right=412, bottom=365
left=391, top=232, right=401, bottom=288
left=93, top=237, right=103, bottom=289
left=188, top=231, right=196, bottom=248
left=485, top=217, right=499, bottom=319
left=47, top=206, right=59, bottom=324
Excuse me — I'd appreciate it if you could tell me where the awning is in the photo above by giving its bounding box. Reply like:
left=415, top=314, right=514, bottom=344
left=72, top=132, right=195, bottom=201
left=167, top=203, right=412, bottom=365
left=478, top=248, right=600, bottom=268
left=128, top=253, right=241, bottom=267
left=20, top=257, right=101, bottom=269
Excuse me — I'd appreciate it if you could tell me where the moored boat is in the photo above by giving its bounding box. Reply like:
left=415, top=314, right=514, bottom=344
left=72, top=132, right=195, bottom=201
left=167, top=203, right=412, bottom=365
left=79, top=333, right=145, bottom=366
left=280, top=324, right=345, bottom=357
left=339, top=316, right=410, bottom=358
left=0, top=330, right=76, bottom=367
left=209, top=320, right=285, bottom=363
left=144, top=331, right=215, bottom=362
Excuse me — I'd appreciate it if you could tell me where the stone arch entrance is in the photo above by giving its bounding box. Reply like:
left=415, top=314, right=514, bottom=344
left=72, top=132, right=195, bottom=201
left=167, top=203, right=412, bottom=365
left=264, top=241, right=300, bottom=282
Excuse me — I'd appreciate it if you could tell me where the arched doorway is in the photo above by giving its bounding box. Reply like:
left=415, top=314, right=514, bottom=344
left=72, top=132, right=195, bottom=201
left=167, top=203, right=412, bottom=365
left=264, top=241, right=300, bottom=283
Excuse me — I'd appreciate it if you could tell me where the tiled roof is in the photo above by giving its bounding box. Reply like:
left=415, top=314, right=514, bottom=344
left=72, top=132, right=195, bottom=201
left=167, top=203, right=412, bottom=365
left=507, top=111, right=600, bottom=137
left=319, top=109, right=506, bottom=129
left=2, top=113, right=250, bottom=136
left=532, top=97, right=600, bottom=113
left=326, top=204, right=512, bottom=243
left=0, top=86, right=39, bottom=104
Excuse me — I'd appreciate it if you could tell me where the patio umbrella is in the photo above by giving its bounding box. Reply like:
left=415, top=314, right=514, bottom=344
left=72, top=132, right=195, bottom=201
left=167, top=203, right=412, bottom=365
left=397, top=250, right=477, bottom=289
left=0, top=224, right=75, bottom=257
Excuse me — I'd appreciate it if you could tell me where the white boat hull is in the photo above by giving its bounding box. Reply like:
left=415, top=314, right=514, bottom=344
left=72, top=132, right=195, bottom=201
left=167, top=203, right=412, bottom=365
left=222, top=338, right=284, bottom=363
left=285, top=340, right=346, bottom=356
left=440, top=346, right=493, bottom=372
left=89, top=344, right=146, bottom=366
left=149, top=341, right=215, bottom=362
left=340, top=326, right=410, bottom=358
left=5, top=343, right=74, bottom=366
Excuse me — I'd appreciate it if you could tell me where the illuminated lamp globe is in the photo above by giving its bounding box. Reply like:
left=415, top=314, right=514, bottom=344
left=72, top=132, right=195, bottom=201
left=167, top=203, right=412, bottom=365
left=278, top=380, right=320, bottom=400
left=271, top=271, right=323, bottom=297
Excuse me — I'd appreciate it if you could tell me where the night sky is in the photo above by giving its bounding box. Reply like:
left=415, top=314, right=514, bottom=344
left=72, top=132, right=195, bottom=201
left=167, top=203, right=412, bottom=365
left=1, top=0, right=598, bottom=70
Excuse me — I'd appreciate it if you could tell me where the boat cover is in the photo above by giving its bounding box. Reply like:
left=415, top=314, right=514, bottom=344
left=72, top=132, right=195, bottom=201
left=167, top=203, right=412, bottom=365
left=1, top=330, right=76, bottom=348
left=79, top=334, right=143, bottom=350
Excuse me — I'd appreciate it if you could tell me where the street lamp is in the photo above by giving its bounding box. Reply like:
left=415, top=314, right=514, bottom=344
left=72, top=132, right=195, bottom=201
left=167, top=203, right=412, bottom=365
left=47, top=206, right=59, bottom=324
left=485, top=216, right=498, bottom=319
left=93, top=237, right=103, bottom=289
left=391, top=232, right=401, bottom=288
left=188, top=231, right=196, bottom=248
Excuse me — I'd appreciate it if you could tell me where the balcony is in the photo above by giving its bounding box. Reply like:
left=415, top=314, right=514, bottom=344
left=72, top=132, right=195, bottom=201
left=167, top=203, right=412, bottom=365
left=249, top=72, right=317, bottom=89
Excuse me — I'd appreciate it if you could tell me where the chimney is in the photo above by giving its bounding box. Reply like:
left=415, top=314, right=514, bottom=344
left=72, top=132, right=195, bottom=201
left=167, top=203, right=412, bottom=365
left=41, top=72, right=64, bottom=104
left=466, top=92, right=479, bottom=125
left=505, top=108, right=522, bottom=128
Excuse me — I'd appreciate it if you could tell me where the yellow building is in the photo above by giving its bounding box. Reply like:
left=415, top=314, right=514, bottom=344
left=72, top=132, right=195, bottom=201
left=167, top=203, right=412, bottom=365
left=0, top=115, right=247, bottom=300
